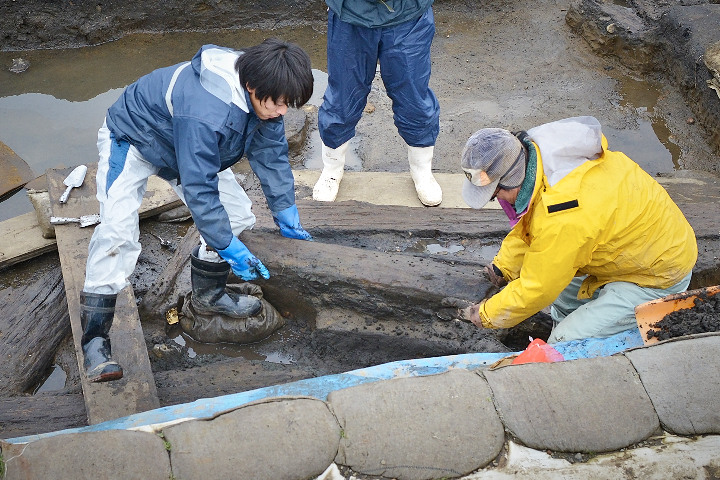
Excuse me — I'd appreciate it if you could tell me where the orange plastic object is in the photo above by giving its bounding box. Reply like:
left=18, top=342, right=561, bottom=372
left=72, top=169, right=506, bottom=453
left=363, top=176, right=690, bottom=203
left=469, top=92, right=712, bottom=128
left=511, top=338, right=564, bottom=365
left=634, top=285, right=720, bottom=345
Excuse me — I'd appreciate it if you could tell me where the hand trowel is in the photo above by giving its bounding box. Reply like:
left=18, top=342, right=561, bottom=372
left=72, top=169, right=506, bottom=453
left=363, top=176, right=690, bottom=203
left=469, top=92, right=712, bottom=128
left=58, top=164, right=88, bottom=204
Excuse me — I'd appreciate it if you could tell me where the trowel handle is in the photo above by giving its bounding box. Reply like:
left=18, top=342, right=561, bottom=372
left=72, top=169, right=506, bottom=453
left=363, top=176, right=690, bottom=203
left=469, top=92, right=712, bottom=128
left=58, top=185, right=73, bottom=204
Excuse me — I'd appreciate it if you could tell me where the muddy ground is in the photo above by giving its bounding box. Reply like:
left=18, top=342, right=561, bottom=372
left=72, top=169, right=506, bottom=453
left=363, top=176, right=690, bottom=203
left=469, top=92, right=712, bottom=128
left=1, top=0, right=720, bottom=442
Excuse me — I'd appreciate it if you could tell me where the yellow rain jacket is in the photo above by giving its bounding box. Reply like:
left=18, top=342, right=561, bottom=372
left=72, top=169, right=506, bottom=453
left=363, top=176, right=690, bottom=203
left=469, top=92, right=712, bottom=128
left=480, top=122, right=697, bottom=329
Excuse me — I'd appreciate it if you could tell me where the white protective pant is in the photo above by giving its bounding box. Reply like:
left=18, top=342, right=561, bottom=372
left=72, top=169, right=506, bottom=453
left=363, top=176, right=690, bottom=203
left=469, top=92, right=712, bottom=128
left=83, top=122, right=256, bottom=294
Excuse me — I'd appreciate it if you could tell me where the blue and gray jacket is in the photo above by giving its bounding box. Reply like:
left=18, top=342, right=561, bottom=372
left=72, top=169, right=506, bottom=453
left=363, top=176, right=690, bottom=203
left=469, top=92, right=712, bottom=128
left=106, top=44, right=295, bottom=250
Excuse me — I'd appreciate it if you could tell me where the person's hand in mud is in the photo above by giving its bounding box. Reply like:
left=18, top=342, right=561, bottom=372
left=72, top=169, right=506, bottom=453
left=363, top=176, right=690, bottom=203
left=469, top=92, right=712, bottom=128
left=439, top=297, right=487, bottom=328
left=484, top=263, right=507, bottom=288
left=456, top=301, right=487, bottom=328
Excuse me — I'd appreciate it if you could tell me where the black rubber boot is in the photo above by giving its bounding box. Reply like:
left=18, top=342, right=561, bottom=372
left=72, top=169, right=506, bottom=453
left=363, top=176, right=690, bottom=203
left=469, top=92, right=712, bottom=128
left=190, top=246, right=262, bottom=318
left=80, top=292, right=123, bottom=383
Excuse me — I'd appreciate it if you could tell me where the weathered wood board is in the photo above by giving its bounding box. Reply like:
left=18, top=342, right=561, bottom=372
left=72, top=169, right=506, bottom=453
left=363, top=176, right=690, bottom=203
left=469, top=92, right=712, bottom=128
left=47, top=165, right=159, bottom=425
left=0, top=266, right=70, bottom=396
left=0, top=140, right=35, bottom=201
left=0, top=212, right=58, bottom=268
left=139, top=224, right=199, bottom=317
left=0, top=168, right=183, bottom=270
left=239, top=229, right=496, bottom=319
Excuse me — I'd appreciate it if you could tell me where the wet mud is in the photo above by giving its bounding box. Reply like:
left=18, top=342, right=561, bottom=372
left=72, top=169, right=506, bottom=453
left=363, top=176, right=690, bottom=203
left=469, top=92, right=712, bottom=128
left=647, top=292, right=720, bottom=341
left=1, top=0, right=720, bottom=441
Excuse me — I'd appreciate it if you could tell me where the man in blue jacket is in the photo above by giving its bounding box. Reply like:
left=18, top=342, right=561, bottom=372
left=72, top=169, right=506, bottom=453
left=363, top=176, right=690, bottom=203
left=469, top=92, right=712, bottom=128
left=80, top=39, right=314, bottom=382
left=313, top=0, right=442, bottom=206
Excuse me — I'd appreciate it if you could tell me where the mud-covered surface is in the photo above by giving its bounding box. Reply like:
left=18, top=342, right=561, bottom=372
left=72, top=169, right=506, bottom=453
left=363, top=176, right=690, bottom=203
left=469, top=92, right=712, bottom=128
left=1, top=0, right=720, bottom=441
left=647, top=292, right=720, bottom=341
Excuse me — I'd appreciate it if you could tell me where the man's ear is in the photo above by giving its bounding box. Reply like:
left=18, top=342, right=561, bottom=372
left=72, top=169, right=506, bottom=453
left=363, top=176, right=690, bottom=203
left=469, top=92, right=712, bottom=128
left=245, top=83, right=254, bottom=94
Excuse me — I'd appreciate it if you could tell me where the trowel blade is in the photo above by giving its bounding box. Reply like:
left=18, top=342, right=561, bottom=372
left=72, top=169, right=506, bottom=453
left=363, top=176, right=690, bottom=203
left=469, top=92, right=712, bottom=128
left=63, top=164, right=87, bottom=188
left=58, top=164, right=88, bottom=204
left=78, top=214, right=101, bottom=227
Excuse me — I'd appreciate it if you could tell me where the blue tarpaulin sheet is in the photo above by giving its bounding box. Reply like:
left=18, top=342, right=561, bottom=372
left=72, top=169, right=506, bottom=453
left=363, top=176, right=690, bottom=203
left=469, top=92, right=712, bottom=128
left=5, top=328, right=644, bottom=444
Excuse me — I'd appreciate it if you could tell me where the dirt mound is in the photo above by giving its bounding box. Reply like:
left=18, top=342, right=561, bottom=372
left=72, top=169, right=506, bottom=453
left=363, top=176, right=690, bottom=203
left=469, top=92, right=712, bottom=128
left=647, top=291, right=720, bottom=341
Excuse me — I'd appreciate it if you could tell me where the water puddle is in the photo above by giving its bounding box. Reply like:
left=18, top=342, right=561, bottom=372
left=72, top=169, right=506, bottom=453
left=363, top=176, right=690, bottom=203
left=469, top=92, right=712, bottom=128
left=172, top=328, right=296, bottom=365
left=604, top=76, right=679, bottom=174
left=425, top=243, right=465, bottom=255
left=32, top=364, right=67, bottom=394
left=0, top=27, right=328, bottom=223
left=404, top=238, right=499, bottom=262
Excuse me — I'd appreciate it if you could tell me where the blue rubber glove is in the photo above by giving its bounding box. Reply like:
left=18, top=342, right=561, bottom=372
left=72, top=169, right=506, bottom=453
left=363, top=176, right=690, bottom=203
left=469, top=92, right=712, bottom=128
left=216, top=237, right=270, bottom=281
left=273, top=204, right=313, bottom=241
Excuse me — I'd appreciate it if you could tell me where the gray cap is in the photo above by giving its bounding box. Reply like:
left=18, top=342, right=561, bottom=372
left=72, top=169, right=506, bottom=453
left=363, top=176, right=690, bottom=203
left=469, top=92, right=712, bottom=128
left=461, top=128, right=526, bottom=209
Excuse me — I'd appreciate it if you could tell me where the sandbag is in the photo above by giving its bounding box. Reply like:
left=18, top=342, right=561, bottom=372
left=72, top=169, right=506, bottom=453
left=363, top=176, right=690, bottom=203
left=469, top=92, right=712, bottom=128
left=178, top=283, right=285, bottom=344
left=27, top=188, right=55, bottom=238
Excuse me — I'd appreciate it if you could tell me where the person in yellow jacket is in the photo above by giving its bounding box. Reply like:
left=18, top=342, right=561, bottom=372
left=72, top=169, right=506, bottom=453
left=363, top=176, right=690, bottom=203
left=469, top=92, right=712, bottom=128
left=456, top=116, right=697, bottom=343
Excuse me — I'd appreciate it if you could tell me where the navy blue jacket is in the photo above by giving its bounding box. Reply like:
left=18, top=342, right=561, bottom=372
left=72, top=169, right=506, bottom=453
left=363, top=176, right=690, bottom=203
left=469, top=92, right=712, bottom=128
left=106, top=45, right=295, bottom=250
left=326, top=0, right=433, bottom=28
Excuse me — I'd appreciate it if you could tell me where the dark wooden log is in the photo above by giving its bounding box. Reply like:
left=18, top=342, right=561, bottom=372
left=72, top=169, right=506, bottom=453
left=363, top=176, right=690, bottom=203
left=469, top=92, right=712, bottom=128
left=252, top=197, right=512, bottom=238
left=139, top=224, right=199, bottom=320
left=143, top=194, right=720, bottom=328
left=240, top=229, right=495, bottom=322
left=0, top=393, right=86, bottom=440
left=0, top=262, right=70, bottom=396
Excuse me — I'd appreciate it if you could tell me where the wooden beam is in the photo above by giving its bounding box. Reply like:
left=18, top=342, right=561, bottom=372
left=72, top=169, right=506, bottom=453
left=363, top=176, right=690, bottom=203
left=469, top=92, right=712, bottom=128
left=0, top=393, right=86, bottom=440
left=239, top=229, right=495, bottom=321
left=47, top=165, right=159, bottom=425
left=0, top=169, right=183, bottom=271
left=0, top=266, right=70, bottom=395
left=0, top=140, right=35, bottom=201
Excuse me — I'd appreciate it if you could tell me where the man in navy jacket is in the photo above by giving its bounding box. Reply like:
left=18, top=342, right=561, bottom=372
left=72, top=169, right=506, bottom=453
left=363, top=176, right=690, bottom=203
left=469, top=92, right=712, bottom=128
left=80, top=39, right=314, bottom=382
left=313, top=0, right=442, bottom=206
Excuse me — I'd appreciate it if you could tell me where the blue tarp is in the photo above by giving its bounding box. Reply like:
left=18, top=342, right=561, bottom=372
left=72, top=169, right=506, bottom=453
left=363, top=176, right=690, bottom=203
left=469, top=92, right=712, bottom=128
left=5, top=328, right=644, bottom=444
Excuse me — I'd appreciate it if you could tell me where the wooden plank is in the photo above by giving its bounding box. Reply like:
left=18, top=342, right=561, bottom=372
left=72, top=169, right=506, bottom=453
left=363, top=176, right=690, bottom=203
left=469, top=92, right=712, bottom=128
left=47, top=165, right=159, bottom=425
left=0, top=167, right=183, bottom=270
left=0, top=212, right=58, bottom=268
left=0, top=140, right=35, bottom=201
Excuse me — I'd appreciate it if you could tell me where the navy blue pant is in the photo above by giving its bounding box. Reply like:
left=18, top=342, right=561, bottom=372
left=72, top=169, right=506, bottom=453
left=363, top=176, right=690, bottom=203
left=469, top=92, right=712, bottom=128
left=318, top=7, right=440, bottom=149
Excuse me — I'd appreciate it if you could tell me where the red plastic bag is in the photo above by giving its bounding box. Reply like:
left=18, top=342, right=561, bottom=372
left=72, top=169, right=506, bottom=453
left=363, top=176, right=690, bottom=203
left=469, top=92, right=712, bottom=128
left=511, top=337, right=564, bottom=365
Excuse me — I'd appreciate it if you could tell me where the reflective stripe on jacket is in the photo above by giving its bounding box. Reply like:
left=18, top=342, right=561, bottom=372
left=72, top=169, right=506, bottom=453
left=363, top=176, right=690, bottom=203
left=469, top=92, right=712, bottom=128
left=482, top=134, right=698, bottom=329
left=105, top=44, right=294, bottom=250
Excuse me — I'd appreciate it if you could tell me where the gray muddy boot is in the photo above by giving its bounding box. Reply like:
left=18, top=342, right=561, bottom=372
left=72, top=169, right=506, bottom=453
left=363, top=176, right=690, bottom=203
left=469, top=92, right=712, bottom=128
left=190, top=246, right=262, bottom=318
left=80, top=292, right=123, bottom=383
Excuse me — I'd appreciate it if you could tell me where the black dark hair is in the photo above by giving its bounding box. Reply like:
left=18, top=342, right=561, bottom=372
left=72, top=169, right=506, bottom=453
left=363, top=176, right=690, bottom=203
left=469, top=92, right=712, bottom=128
left=235, top=38, right=313, bottom=108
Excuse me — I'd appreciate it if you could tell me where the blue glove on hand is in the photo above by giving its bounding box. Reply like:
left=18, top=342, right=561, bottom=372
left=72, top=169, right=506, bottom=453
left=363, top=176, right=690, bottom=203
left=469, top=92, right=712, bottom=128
left=273, top=204, right=313, bottom=241
left=217, top=237, right=270, bottom=281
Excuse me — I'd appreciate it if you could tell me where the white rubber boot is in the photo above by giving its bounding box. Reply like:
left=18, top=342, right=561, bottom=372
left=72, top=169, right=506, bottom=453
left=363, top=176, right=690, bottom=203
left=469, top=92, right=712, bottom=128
left=408, top=145, right=442, bottom=206
left=313, top=141, right=349, bottom=202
